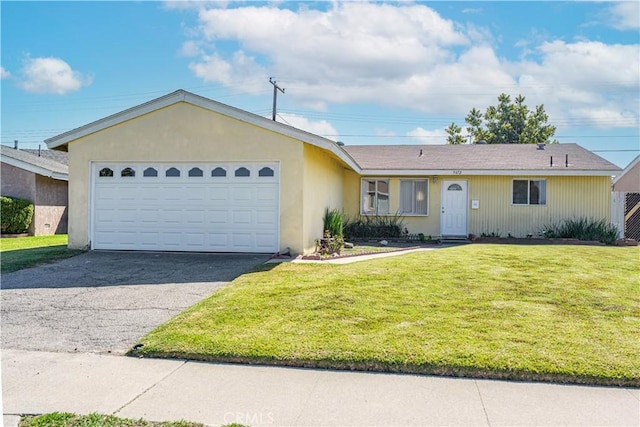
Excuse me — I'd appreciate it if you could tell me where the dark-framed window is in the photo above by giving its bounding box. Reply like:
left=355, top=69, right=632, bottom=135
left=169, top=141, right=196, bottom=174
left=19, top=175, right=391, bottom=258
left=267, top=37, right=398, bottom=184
left=513, top=179, right=547, bottom=205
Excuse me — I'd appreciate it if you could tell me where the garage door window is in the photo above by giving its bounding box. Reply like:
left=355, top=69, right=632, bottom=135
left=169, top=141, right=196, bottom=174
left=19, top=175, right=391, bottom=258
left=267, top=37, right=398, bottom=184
left=212, top=167, right=227, bottom=177
left=259, top=167, right=274, bottom=177
left=99, top=167, right=114, bottom=177
left=143, top=167, right=158, bottom=177
left=188, top=167, right=203, bottom=177
left=121, top=167, right=135, bottom=177
left=166, top=167, right=180, bottom=177
left=235, top=167, right=250, bottom=177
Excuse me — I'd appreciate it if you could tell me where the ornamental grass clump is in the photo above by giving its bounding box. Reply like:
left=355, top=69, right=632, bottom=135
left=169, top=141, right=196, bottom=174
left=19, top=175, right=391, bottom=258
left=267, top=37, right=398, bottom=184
left=542, top=217, right=619, bottom=245
left=322, top=207, right=344, bottom=238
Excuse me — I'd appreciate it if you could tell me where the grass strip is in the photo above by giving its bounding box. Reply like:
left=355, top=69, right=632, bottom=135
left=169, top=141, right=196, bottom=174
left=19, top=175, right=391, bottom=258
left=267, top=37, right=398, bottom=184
left=18, top=412, right=230, bottom=427
left=1, top=235, right=83, bottom=273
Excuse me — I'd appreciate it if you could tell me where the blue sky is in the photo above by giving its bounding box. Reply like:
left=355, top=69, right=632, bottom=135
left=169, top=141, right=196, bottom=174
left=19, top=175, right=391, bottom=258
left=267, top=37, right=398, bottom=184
left=1, top=1, right=639, bottom=168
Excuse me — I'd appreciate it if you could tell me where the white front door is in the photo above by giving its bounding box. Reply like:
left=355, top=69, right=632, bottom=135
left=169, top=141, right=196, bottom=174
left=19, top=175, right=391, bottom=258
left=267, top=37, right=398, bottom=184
left=441, top=180, right=468, bottom=237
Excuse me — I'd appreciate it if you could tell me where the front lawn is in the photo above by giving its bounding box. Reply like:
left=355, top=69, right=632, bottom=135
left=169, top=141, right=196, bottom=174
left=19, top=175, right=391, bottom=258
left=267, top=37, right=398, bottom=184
left=0, top=235, right=83, bottom=273
left=135, top=245, right=640, bottom=386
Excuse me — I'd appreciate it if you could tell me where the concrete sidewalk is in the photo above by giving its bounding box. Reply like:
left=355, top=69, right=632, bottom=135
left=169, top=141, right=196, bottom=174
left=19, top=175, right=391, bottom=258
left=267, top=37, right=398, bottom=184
left=3, top=349, right=639, bottom=427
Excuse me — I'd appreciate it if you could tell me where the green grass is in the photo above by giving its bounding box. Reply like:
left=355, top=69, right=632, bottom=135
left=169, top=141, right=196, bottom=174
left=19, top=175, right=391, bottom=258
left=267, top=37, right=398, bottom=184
left=1, top=235, right=83, bottom=273
left=19, top=412, right=210, bottom=427
left=136, top=244, right=640, bottom=386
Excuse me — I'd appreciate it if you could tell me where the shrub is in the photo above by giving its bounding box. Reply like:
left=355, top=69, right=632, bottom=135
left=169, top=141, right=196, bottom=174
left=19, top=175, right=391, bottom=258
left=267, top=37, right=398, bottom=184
left=1, top=196, right=34, bottom=234
left=315, top=230, right=344, bottom=255
left=541, top=217, right=619, bottom=245
left=323, top=208, right=343, bottom=238
left=343, top=213, right=406, bottom=239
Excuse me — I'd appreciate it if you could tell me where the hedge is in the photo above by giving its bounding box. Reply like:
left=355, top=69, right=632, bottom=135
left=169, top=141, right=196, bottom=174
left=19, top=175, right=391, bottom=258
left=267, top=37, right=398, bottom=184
left=1, top=196, right=34, bottom=234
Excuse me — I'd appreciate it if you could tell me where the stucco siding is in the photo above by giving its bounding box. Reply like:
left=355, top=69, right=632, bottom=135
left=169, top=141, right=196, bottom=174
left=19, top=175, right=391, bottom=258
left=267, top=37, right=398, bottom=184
left=342, top=174, right=441, bottom=237
left=301, top=144, right=345, bottom=253
left=1, top=163, right=36, bottom=202
left=34, top=175, right=68, bottom=235
left=613, top=162, right=640, bottom=192
left=67, top=102, right=305, bottom=253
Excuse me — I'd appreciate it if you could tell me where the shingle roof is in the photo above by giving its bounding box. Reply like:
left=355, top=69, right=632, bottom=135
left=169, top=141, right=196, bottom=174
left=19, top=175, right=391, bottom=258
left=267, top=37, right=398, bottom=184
left=22, top=149, right=69, bottom=166
left=342, top=143, right=621, bottom=175
left=1, top=145, right=69, bottom=177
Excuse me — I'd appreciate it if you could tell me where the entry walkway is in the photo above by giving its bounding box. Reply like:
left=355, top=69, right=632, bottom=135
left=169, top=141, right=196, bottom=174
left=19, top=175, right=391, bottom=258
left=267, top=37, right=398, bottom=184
left=3, top=349, right=638, bottom=426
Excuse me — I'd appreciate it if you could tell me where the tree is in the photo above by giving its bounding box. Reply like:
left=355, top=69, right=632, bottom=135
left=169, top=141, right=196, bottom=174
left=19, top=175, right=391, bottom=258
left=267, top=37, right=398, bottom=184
left=445, top=122, right=466, bottom=144
left=448, top=93, right=558, bottom=144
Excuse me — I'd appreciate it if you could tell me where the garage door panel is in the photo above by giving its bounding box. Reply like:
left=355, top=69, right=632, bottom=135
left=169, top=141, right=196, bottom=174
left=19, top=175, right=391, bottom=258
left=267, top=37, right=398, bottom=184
left=207, top=233, right=229, bottom=248
left=185, top=210, right=206, bottom=224
left=256, top=209, right=278, bottom=226
left=92, top=162, right=279, bottom=253
left=184, top=233, right=206, bottom=248
left=257, top=187, right=278, bottom=203
left=232, top=187, right=253, bottom=202
left=208, top=187, right=229, bottom=201
left=232, top=210, right=253, bottom=225
left=231, top=234, right=253, bottom=249
left=208, top=210, right=229, bottom=224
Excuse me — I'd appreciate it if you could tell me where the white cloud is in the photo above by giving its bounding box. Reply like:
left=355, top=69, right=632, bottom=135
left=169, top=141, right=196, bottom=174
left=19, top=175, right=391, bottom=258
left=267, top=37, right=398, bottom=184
left=180, top=40, right=202, bottom=57
left=178, top=2, right=639, bottom=129
left=607, top=2, right=640, bottom=30
left=19, top=57, right=91, bottom=95
left=0, top=66, right=10, bottom=79
left=275, top=112, right=339, bottom=140
left=511, top=41, right=639, bottom=128
left=406, top=127, right=449, bottom=145
left=185, top=2, right=469, bottom=107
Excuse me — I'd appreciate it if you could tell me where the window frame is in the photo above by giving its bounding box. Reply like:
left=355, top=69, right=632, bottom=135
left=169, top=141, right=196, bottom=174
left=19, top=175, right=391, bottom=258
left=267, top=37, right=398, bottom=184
left=400, top=179, right=429, bottom=216
left=361, top=178, right=390, bottom=215
left=512, top=179, right=547, bottom=206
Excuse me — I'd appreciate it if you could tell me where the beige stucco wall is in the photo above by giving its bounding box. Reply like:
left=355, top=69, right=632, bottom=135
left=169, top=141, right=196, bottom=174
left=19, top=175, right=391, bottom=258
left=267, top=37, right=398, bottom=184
left=1, top=163, right=36, bottom=202
left=1, top=163, right=68, bottom=235
left=301, top=144, right=346, bottom=252
left=613, top=161, right=640, bottom=192
left=66, top=102, right=307, bottom=253
left=34, top=175, right=68, bottom=235
left=343, top=174, right=613, bottom=239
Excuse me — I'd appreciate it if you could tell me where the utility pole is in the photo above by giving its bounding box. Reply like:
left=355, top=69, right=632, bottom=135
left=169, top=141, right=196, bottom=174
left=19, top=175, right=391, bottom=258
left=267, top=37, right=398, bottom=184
left=269, top=77, right=285, bottom=121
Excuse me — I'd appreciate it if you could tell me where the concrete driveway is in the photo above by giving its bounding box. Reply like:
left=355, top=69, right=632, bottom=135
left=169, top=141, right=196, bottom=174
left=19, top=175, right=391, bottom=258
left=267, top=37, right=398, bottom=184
left=0, top=251, right=269, bottom=354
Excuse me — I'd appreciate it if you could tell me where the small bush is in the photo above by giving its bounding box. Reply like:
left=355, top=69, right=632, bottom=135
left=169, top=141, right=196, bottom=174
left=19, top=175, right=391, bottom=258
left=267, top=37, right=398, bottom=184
left=1, top=195, right=34, bottom=234
left=315, top=230, right=344, bottom=255
left=343, top=213, right=406, bottom=239
left=323, top=207, right=343, bottom=238
left=541, top=217, right=619, bottom=245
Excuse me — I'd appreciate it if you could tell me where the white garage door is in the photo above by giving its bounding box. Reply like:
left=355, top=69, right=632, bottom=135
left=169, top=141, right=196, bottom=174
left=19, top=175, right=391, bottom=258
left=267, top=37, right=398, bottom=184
left=91, top=162, right=279, bottom=252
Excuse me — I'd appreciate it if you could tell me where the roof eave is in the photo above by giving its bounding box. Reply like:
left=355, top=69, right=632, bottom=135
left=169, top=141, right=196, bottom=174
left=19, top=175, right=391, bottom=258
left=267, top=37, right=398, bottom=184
left=44, top=90, right=362, bottom=172
left=1, top=155, right=69, bottom=181
left=359, top=168, right=621, bottom=177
